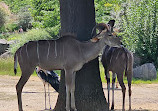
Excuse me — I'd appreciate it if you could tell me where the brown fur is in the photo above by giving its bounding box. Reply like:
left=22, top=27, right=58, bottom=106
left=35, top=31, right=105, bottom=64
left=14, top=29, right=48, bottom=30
left=101, top=45, right=133, bottom=111
left=14, top=21, right=121, bottom=111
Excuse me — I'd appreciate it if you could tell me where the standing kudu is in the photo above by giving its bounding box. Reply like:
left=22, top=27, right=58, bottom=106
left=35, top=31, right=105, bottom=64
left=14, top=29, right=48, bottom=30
left=101, top=45, right=133, bottom=111
left=14, top=20, right=121, bottom=111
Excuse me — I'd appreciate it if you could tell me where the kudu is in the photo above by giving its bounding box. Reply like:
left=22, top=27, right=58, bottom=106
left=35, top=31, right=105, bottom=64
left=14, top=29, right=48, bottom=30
left=101, top=45, right=133, bottom=111
left=14, top=20, right=121, bottom=111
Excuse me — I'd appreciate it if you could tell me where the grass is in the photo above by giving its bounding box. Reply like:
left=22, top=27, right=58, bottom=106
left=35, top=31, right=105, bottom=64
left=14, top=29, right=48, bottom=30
left=0, top=57, right=158, bottom=84
left=0, top=57, right=60, bottom=76
left=99, top=63, right=158, bottom=84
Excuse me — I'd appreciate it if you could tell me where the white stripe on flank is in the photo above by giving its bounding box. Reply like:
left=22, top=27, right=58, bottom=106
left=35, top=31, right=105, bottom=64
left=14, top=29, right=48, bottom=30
left=37, top=41, right=40, bottom=61
left=55, top=41, right=57, bottom=58
left=116, top=49, right=120, bottom=60
left=47, top=40, right=50, bottom=60
left=109, top=48, right=113, bottom=65
left=26, top=43, right=29, bottom=59
left=20, top=47, right=23, bottom=62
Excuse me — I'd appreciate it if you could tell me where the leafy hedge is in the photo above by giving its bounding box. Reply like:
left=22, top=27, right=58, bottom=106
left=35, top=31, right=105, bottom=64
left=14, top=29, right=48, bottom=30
left=121, top=0, right=158, bottom=68
left=8, top=25, right=60, bottom=54
left=0, top=7, right=6, bottom=32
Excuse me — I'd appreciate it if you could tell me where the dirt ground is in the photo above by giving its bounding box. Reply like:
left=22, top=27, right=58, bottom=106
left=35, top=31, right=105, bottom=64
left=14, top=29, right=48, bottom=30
left=0, top=75, right=158, bottom=111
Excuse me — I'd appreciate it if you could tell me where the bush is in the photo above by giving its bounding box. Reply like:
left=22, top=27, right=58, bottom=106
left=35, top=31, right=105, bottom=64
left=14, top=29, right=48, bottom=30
left=29, top=0, right=60, bottom=28
left=8, top=27, right=60, bottom=54
left=17, top=6, right=33, bottom=31
left=95, top=0, right=113, bottom=23
left=121, top=0, right=158, bottom=68
left=0, top=7, right=6, bottom=32
left=5, top=23, right=18, bottom=32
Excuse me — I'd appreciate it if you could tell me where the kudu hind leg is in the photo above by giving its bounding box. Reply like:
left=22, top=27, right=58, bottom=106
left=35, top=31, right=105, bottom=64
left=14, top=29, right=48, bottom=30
left=111, top=73, right=116, bottom=110
left=127, top=71, right=132, bottom=111
left=117, top=74, right=126, bottom=111
left=16, top=72, right=31, bottom=111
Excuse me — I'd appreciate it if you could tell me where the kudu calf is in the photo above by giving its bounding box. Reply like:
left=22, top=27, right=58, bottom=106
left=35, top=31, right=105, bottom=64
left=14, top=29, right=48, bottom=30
left=14, top=20, right=121, bottom=111
left=101, top=45, right=133, bottom=111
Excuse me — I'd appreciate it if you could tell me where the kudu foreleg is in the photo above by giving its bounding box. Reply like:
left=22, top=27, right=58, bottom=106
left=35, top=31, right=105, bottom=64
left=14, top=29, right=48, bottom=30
left=105, top=70, right=110, bottom=110
left=65, top=70, right=76, bottom=111
left=111, top=73, right=116, bottom=110
left=71, top=72, right=77, bottom=111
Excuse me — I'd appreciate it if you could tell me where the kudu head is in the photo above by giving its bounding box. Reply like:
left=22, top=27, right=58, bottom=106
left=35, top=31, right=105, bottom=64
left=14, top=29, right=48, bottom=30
left=91, top=20, right=121, bottom=47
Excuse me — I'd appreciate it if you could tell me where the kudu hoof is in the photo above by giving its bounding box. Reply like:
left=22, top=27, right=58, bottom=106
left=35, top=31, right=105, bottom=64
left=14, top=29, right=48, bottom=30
left=111, top=105, right=114, bottom=110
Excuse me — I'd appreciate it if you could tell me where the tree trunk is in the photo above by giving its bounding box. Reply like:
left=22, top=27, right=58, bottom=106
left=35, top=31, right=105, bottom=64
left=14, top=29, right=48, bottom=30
left=54, top=0, right=108, bottom=111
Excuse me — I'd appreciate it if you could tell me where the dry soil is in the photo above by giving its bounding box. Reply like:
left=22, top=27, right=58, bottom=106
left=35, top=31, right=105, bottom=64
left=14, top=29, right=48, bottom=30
left=0, top=75, right=158, bottom=111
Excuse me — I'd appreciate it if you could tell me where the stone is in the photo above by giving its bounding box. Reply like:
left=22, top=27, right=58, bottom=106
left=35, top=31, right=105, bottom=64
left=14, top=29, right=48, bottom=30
left=133, top=53, right=142, bottom=68
left=133, top=63, right=157, bottom=80
left=0, top=39, right=9, bottom=55
left=0, top=51, right=12, bottom=59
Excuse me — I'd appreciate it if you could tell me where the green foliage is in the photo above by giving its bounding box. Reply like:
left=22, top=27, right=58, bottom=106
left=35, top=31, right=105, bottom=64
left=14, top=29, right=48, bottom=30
left=94, top=0, right=125, bottom=24
left=29, top=0, right=60, bottom=28
left=3, top=0, right=31, bottom=13
left=0, top=57, right=15, bottom=76
left=95, top=0, right=112, bottom=23
left=5, top=23, right=18, bottom=32
left=17, top=6, right=33, bottom=31
left=0, top=7, right=6, bottom=31
left=0, top=57, right=37, bottom=76
left=8, top=26, right=60, bottom=54
left=45, top=24, right=60, bottom=38
left=121, top=0, right=158, bottom=68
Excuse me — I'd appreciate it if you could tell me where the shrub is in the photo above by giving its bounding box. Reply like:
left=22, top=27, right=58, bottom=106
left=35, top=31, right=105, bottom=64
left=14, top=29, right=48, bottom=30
left=0, top=7, right=6, bottom=32
left=5, top=23, right=18, bottom=32
left=8, top=27, right=60, bottom=54
left=17, top=6, right=33, bottom=31
left=121, top=0, right=158, bottom=68
left=29, top=0, right=60, bottom=28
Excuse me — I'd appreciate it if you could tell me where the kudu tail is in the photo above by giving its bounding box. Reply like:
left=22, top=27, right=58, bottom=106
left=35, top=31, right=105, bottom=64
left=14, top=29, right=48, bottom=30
left=14, top=53, right=18, bottom=75
left=124, top=48, right=129, bottom=77
left=125, top=50, right=133, bottom=77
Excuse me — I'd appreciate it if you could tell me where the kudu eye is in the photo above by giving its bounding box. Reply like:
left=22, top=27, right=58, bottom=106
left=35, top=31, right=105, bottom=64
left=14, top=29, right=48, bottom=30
left=108, top=31, right=113, bottom=36
left=108, top=33, right=112, bottom=36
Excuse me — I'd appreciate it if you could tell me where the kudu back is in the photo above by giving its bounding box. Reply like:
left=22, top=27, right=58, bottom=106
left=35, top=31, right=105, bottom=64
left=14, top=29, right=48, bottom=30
left=101, top=45, right=133, bottom=111
left=14, top=20, right=121, bottom=111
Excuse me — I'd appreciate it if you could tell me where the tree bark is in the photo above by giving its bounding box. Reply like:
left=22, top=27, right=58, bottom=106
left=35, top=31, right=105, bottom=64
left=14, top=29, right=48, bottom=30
left=54, top=0, right=108, bottom=111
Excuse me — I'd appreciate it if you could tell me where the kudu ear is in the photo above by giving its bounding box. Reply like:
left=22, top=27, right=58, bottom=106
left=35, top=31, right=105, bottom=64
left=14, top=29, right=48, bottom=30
left=90, top=37, right=99, bottom=42
left=108, top=20, right=115, bottom=27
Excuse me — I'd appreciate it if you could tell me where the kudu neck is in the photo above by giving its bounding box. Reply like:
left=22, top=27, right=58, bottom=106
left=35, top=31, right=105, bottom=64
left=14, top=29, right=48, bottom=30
left=82, top=37, right=106, bottom=63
